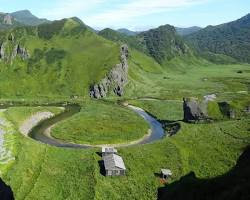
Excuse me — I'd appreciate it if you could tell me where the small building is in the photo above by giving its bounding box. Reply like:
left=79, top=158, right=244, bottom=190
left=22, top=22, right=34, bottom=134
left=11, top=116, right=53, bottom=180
left=161, top=169, right=172, bottom=180
left=102, top=147, right=117, bottom=156
left=103, top=154, right=126, bottom=176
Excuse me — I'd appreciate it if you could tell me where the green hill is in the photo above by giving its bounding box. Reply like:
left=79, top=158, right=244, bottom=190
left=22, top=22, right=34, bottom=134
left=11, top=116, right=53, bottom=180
left=175, top=26, right=202, bottom=36
left=186, top=14, right=250, bottom=63
left=0, top=18, right=120, bottom=98
left=99, top=25, right=190, bottom=64
left=10, top=10, right=50, bottom=26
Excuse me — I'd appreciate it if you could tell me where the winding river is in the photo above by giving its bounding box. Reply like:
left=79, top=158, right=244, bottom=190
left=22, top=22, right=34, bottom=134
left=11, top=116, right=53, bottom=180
left=3, top=103, right=165, bottom=148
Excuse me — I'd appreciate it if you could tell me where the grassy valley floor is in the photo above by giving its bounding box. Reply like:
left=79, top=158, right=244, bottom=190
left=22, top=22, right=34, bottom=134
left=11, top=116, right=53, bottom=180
left=0, top=56, right=249, bottom=199
left=0, top=102, right=249, bottom=200
left=50, top=100, right=149, bottom=145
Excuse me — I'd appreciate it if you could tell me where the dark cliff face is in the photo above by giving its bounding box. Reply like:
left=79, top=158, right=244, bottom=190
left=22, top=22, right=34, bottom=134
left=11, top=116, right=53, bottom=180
left=0, top=178, right=14, bottom=200
left=89, top=44, right=129, bottom=99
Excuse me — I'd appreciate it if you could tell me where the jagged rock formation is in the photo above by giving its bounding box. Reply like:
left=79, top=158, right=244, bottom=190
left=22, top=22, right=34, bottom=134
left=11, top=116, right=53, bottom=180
left=89, top=44, right=129, bottom=98
left=3, top=14, right=13, bottom=25
left=12, top=44, right=29, bottom=60
left=0, top=33, right=29, bottom=62
left=183, top=97, right=208, bottom=122
left=0, top=42, right=5, bottom=59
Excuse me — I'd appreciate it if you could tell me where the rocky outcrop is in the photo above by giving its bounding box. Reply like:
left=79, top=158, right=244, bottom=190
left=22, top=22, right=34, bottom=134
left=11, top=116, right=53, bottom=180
left=0, top=33, right=29, bottom=62
left=218, top=102, right=236, bottom=119
left=183, top=97, right=208, bottom=122
left=3, top=14, right=13, bottom=25
left=90, top=44, right=129, bottom=98
left=0, top=42, right=5, bottom=59
left=12, top=44, right=29, bottom=60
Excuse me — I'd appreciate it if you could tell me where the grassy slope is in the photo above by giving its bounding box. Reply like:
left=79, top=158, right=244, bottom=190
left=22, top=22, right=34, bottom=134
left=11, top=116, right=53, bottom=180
left=51, top=100, right=149, bottom=145
left=3, top=104, right=249, bottom=200
left=0, top=18, right=120, bottom=98
left=124, top=50, right=250, bottom=102
left=3, top=107, right=96, bottom=200
left=93, top=115, right=250, bottom=199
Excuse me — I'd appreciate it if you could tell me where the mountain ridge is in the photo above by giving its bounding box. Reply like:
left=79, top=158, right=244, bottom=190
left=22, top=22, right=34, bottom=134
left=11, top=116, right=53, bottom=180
left=186, top=13, right=250, bottom=63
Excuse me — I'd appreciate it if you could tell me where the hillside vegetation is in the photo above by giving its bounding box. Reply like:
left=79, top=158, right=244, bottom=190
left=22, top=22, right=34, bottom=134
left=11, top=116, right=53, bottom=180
left=186, top=14, right=250, bottom=63
left=99, top=24, right=190, bottom=64
left=0, top=18, right=120, bottom=98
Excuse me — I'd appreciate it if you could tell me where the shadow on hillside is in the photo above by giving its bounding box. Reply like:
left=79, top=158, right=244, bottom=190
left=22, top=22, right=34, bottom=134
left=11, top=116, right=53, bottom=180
left=158, top=146, right=250, bottom=200
left=0, top=178, right=14, bottom=200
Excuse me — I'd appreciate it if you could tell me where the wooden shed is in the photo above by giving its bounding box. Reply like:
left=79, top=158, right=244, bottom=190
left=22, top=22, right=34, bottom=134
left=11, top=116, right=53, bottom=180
left=102, top=147, right=117, bottom=157
left=103, top=154, right=126, bottom=176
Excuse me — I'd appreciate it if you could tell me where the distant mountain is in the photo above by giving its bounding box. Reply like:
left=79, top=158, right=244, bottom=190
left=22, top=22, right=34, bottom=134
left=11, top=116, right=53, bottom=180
left=100, top=25, right=189, bottom=64
left=10, top=10, right=50, bottom=26
left=117, top=28, right=139, bottom=36
left=175, top=26, right=202, bottom=36
left=0, top=13, right=22, bottom=29
left=0, top=10, right=49, bottom=30
left=186, top=14, right=250, bottom=63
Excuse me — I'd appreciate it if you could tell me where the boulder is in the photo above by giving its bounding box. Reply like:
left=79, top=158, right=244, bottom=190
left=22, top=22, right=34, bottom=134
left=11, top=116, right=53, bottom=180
left=183, top=97, right=208, bottom=122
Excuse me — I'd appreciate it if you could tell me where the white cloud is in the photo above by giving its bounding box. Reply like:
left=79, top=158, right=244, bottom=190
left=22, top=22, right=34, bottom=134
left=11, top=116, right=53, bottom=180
left=39, top=0, right=104, bottom=19
left=85, top=0, right=208, bottom=28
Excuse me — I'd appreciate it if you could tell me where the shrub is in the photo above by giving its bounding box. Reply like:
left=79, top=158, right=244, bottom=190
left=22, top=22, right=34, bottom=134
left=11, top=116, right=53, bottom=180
left=45, top=48, right=66, bottom=64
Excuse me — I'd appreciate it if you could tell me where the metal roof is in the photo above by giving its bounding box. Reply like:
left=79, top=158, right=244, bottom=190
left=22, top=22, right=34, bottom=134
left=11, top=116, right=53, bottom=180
left=103, top=154, right=126, bottom=170
left=102, top=147, right=117, bottom=153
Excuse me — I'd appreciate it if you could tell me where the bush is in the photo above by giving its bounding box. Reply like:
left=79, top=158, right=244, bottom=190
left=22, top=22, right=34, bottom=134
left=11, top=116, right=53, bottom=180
left=45, top=48, right=66, bottom=64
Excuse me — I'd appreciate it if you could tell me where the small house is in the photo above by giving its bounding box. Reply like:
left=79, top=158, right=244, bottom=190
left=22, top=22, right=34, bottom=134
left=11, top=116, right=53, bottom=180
left=161, top=169, right=172, bottom=180
left=102, top=147, right=117, bottom=156
left=103, top=154, right=126, bottom=176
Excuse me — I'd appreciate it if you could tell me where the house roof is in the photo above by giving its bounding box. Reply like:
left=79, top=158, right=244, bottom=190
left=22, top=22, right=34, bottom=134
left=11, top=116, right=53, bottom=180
left=102, top=147, right=117, bottom=153
left=103, top=154, right=126, bottom=170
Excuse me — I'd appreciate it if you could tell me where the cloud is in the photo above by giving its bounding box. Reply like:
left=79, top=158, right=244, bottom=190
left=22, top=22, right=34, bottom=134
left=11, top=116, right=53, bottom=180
left=85, top=0, right=208, bottom=27
left=39, top=0, right=104, bottom=19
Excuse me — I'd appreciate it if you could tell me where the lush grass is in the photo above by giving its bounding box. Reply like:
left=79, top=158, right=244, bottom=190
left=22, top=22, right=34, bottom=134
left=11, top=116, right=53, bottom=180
left=0, top=18, right=120, bottom=98
left=0, top=101, right=249, bottom=200
left=127, top=99, right=183, bottom=121
left=124, top=52, right=250, bottom=101
left=2, top=106, right=96, bottom=200
left=51, top=100, right=149, bottom=145
left=93, top=117, right=250, bottom=199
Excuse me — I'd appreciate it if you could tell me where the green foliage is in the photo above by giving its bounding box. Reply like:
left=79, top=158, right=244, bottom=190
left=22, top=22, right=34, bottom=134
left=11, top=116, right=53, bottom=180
left=99, top=25, right=189, bottom=64
left=38, top=19, right=66, bottom=40
left=186, top=14, right=250, bottom=63
left=207, top=101, right=224, bottom=120
left=0, top=18, right=120, bottom=98
left=45, top=48, right=66, bottom=64
left=141, top=25, right=188, bottom=63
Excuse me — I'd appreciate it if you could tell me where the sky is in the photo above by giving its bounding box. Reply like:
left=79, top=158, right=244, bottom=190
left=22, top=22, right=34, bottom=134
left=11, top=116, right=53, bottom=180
left=0, top=0, right=249, bottom=31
